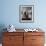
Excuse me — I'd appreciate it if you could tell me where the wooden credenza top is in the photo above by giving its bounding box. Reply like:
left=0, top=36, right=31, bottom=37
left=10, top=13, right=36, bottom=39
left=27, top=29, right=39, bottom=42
left=9, top=29, right=44, bottom=32
left=3, top=32, right=45, bottom=36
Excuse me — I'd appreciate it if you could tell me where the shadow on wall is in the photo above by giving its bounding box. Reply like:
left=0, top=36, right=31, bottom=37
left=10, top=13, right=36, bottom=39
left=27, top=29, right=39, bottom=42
left=0, top=24, right=7, bottom=43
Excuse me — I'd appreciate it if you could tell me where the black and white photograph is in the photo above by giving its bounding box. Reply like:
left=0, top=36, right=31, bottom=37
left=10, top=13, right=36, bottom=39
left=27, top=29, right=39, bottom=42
left=19, top=5, right=34, bottom=23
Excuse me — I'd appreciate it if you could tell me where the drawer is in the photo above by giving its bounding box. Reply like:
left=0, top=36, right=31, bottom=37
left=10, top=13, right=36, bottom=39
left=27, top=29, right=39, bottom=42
left=31, top=44, right=44, bottom=46
left=3, top=43, right=23, bottom=46
left=24, top=32, right=45, bottom=36
left=24, top=36, right=32, bottom=40
left=24, top=36, right=32, bottom=45
left=24, top=32, right=44, bottom=36
left=3, top=37, right=23, bottom=46
left=3, top=36, right=23, bottom=42
left=32, top=36, right=45, bottom=44
left=3, top=32, right=23, bottom=36
left=3, top=44, right=15, bottom=46
left=3, top=35, right=23, bottom=44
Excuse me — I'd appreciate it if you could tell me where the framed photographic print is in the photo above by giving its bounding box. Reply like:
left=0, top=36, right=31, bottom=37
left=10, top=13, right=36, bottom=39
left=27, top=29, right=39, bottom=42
left=19, top=5, right=34, bottom=23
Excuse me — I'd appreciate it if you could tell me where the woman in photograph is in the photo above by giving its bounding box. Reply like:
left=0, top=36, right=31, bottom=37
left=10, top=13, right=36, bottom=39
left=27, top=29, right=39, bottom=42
left=22, top=10, right=31, bottom=20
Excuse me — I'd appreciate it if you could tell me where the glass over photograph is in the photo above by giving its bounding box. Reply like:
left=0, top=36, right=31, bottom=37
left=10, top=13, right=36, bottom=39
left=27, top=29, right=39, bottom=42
left=19, top=5, right=34, bottom=23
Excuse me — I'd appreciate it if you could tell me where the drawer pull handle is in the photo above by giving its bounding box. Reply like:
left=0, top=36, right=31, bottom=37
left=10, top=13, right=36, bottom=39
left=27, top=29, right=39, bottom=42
left=32, top=39, right=36, bottom=40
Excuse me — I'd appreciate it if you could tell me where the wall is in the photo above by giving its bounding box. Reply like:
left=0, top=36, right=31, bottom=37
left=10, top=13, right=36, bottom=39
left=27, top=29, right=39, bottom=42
left=0, top=0, right=46, bottom=29
left=0, top=0, right=46, bottom=44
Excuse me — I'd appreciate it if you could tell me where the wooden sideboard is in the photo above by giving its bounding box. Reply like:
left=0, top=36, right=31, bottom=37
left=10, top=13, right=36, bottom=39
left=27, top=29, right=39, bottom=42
left=2, top=32, right=45, bottom=46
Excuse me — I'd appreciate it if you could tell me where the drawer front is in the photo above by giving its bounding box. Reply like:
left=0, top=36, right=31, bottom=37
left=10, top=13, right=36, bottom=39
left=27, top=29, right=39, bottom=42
left=3, top=36, right=23, bottom=46
left=3, top=43, right=23, bottom=46
left=3, top=32, right=23, bottom=36
left=24, top=36, right=32, bottom=46
left=24, top=36, right=44, bottom=46
left=3, top=36, right=23, bottom=44
left=24, top=32, right=44, bottom=36
left=3, top=32, right=24, bottom=46
left=32, top=36, right=45, bottom=44
left=32, top=44, right=44, bottom=46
